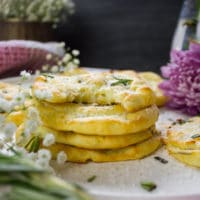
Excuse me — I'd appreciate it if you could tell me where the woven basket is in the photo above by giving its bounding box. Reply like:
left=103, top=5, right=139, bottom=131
left=0, top=20, right=56, bottom=42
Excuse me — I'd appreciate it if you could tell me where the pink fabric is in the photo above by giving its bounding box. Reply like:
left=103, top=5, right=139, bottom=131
left=0, top=40, right=63, bottom=78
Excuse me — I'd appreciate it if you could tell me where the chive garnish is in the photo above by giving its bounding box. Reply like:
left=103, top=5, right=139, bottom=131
left=16, top=97, right=21, bottom=101
left=87, top=175, right=97, bottom=182
left=172, top=119, right=186, bottom=126
left=140, top=181, right=157, bottom=192
left=191, top=134, right=200, bottom=139
left=25, top=136, right=40, bottom=153
left=111, top=76, right=132, bottom=86
left=42, top=73, right=54, bottom=78
left=154, top=156, right=168, bottom=164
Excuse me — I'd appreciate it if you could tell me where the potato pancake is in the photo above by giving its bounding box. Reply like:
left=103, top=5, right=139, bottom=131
left=16, top=124, right=157, bottom=149
left=35, top=101, right=159, bottom=135
left=32, top=70, right=155, bottom=112
left=166, top=117, right=200, bottom=167
left=47, top=135, right=161, bottom=163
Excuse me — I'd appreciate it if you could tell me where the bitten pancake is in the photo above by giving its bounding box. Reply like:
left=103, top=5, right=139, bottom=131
left=32, top=70, right=155, bottom=112
left=139, top=72, right=167, bottom=106
left=47, top=135, right=161, bottom=163
left=16, top=124, right=156, bottom=149
left=166, top=117, right=200, bottom=167
left=35, top=101, right=159, bottom=135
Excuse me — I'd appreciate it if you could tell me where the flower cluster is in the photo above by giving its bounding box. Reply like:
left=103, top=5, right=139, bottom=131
left=0, top=108, right=68, bottom=172
left=0, top=0, right=74, bottom=25
left=41, top=48, right=80, bottom=74
left=160, top=41, right=200, bottom=115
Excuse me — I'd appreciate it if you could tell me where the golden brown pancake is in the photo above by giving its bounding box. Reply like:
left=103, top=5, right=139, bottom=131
left=35, top=101, right=159, bottom=135
left=32, top=70, right=155, bottom=112
left=16, top=123, right=157, bottom=149
left=166, top=117, right=200, bottom=167
left=47, top=135, right=161, bottom=163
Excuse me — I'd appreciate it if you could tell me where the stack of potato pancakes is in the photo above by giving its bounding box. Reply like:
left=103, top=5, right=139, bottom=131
left=18, top=70, right=162, bottom=162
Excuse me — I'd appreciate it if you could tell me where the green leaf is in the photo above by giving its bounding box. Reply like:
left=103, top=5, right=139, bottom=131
left=87, top=175, right=96, bottom=183
left=25, top=136, right=40, bottom=153
left=0, top=153, right=92, bottom=200
left=154, top=156, right=168, bottom=164
left=140, top=181, right=157, bottom=192
left=42, top=74, right=55, bottom=79
left=111, top=76, right=132, bottom=86
left=191, top=134, right=200, bottom=139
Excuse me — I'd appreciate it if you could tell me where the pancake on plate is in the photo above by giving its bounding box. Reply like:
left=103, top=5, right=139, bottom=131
left=16, top=125, right=161, bottom=163
left=32, top=70, right=156, bottom=112
left=16, top=123, right=157, bottom=150
left=166, top=117, right=200, bottom=167
left=35, top=100, right=159, bottom=135
left=46, top=135, right=161, bottom=163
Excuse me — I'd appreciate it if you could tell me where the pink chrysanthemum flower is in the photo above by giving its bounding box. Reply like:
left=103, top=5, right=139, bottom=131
left=159, top=41, right=200, bottom=115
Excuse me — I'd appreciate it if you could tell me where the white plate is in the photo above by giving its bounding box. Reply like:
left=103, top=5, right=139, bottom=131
left=1, top=71, right=200, bottom=200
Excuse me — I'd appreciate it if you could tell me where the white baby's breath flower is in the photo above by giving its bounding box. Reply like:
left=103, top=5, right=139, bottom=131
left=38, top=149, right=52, bottom=161
left=35, top=70, right=41, bottom=76
left=72, top=49, right=80, bottom=56
left=20, top=70, right=31, bottom=81
left=0, top=98, right=12, bottom=113
left=13, top=93, right=26, bottom=106
left=46, top=54, right=53, bottom=60
left=73, top=58, right=80, bottom=65
left=24, top=119, right=38, bottom=137
left=34, top=90, right=52, bottom=100
left=57, top=151, right=67, bottom=164
left=59, top=42, right=65, bottom=48
left=42, top=65, right=49, bottom=72
left=24, top=107, right=41, bottom=137
left=0, top=115, right=5, bottom=127
left=27, top=107, right=40, bottom=121
left=4, top=122, right=16, bottom=137
left=65, top=62, right=76, bottom=71
left=35, top=158, right=50, bottom=169
left=3, top=122, right=16, bottom=142
left=58, top=61, right=62, bottom=66
left=50, top=66, right=59, bottom=73
left=0, top=140, right=4, bottom=149
left=27, top=152, right=38, bottom=161
left=63, top=53, right=72, bottom=63
left=42, top=133, right=55, bottom=147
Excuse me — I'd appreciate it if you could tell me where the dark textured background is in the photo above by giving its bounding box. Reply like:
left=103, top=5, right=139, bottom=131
left=58, top=0, right=182, bottom=72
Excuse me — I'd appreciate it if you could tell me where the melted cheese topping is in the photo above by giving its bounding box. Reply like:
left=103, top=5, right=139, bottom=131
left=167, top=117, right=200, bottom=150
left=33, top=70, right=156, bottom=112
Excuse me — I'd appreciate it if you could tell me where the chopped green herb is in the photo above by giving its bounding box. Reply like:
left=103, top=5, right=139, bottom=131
left=25, top=136, right=40, bottom=153
left=87, top=175, right=97, bottom=183
left=16, top=97, right=21, bottom=101
left=111, top=76, right=132, bottom=86
left=183, top=18, right=197, bottom=27
left=21, top=132, right=25, bottom=138
left=140, top=181, right=157, bottom=192
left=172, top=118, right=186, bottom=125
left=154, top=156, right=168, bottom=164
left=42, top=73, right=54, bottom=79
left=2, top=90, right=8, bottom=94
left=28, top=95, right=33, bottom=99
left=191, top=134, right=200, bottom=139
